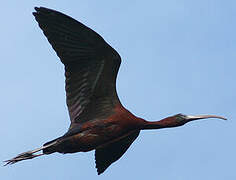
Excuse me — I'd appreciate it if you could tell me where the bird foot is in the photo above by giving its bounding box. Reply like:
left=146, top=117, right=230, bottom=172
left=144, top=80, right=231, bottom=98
left=4, top=151, right=43, bottom=166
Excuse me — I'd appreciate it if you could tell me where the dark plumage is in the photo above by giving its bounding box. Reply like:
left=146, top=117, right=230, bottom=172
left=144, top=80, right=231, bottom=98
left=4, top=7, right=226, bottom=175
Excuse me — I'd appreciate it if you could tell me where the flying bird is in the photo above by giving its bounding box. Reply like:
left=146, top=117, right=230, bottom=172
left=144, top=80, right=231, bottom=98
left=4, top=7, right=226, bottom=175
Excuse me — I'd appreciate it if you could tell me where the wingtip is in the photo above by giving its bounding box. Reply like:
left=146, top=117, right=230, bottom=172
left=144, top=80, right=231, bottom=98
left=95, top=162, right=105, bottom=175
left=32, top=7, right=52, bottom=18
left=34, top=7, right=39, bottom=11
left=32, top=7, right=40, bottom=16
left=97, top=169, right=103, bottom=175
left=33, top=7, right=50, bottom=14
left=95, top=164, right=102, bottom=175
left=34, top=6, right=48, bottom=11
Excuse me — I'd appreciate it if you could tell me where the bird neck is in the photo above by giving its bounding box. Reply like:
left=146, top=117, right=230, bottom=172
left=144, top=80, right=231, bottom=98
left=142, top=117, right=184, bottom=130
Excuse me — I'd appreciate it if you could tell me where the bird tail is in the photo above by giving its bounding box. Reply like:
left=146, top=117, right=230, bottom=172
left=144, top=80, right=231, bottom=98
left=42, top=138, right=60, bottom=154
left=3, top=139, right=59, bottom=166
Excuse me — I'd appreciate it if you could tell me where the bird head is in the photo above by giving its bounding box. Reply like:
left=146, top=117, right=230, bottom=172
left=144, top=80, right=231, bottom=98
left=173, top=113, right=227, bottom=126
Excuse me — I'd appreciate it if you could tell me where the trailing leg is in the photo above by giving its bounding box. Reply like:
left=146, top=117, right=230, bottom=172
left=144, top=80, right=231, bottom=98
left=4, top=140, right=58, bottom=166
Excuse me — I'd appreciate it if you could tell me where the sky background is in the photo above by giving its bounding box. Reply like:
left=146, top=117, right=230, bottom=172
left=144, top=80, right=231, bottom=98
left=1, top=1, right=235, bottom=180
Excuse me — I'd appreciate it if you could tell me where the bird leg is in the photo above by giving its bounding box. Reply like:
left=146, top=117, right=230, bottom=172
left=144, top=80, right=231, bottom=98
left=4, top=140, right=58, bottom=166
left=3, top=147, right=44, bottom=166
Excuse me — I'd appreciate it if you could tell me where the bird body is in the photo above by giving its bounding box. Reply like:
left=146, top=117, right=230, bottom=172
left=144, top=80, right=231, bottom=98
left=45, top=103, right=143, bottom=154
left=4, top=7, right=226, bottom=175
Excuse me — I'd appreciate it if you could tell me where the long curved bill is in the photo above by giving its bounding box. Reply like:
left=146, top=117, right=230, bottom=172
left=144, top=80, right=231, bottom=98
left=186, top=115, right=227, bottom=121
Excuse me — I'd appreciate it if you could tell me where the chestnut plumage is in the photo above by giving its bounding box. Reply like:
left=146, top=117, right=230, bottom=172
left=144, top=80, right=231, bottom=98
left=4, top=7, right=226, bottom=175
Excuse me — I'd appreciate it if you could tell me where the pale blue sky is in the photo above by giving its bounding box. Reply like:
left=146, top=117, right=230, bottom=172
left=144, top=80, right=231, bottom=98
left=1, top=1, right=235, bottom=180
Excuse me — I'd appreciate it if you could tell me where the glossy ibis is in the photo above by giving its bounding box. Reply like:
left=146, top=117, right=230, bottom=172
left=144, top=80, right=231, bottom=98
left=4, top=7, right=226, bottom=175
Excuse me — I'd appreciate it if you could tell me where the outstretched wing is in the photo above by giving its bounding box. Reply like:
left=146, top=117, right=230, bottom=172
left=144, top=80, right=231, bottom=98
left=33, top=7, right=121, bottom=124
left=95, top=131, right=140, bottom=175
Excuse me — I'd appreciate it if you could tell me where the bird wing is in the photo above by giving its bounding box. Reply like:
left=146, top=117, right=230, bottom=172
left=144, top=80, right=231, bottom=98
left=95, top=130, right=140, bottom=175
left=33, top=7, right=121, bottom=124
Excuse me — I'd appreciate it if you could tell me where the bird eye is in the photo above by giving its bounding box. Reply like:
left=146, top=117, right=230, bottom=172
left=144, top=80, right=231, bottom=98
left=175, top=113, right=187, bottom=121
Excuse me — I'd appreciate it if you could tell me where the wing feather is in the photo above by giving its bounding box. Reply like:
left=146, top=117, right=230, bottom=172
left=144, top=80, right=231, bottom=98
left=95, top=131, right=140, bottom=175
left=33, top=7, right=121, bottom=124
